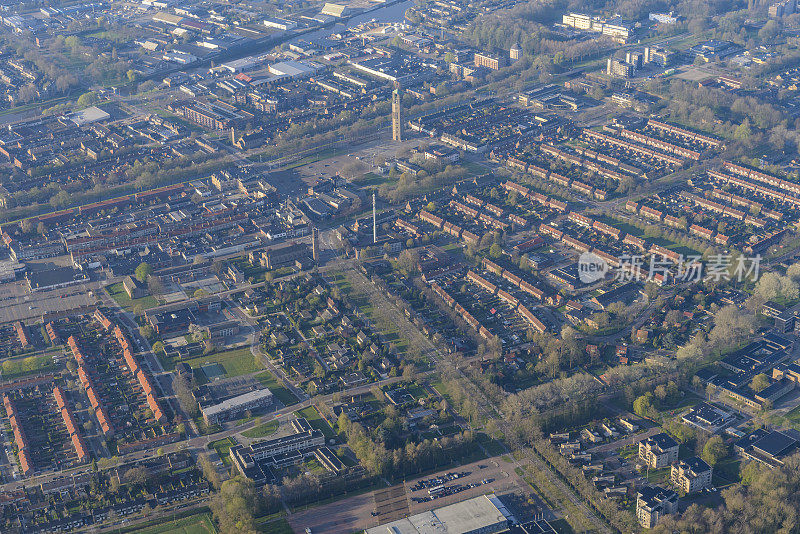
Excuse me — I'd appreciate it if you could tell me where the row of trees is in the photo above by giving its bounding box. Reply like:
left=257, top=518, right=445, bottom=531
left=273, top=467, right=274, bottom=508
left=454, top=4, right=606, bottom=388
left=652, top=454, right=800, bottom=533
left=338, top=411, right=478, bottom=479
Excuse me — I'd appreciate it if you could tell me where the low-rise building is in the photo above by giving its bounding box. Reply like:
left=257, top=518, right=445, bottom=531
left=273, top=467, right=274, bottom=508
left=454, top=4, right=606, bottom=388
left=735, top=428, right=800, bottom=467
left=201, top=388, right=274, bottom=425
left=123, top=276, right=146, bottom=299
left=681, top=402, right=733, bottom=433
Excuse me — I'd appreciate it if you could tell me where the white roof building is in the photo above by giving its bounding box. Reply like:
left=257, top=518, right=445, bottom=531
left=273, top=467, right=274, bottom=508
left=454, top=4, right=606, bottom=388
left=68, top=106, right=110, bottom=126
left=268, top=60, right=320, bottom=79
left=365, top=494, right=515, bottom=534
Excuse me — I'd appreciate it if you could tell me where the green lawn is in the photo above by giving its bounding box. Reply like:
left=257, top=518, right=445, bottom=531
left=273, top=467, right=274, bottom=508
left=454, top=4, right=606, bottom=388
left=295, top=406, right=336, bottom=439
left=257, top=517, right=292, bottom=534
left=209, top=437, right=236, bottom=466
left=242, top=419, right=279, bottom=438
left=254, top=370, right=299, bottom=406
left=183, top=347, right=263, bottom=379
left=0, top=353, right=57, bottom=380
left=129, top=512, right=216, bottom=534
left=477, top=432, right=506, bottom=456
left=785, top=403, right=800, bottom=424
left=106, top=282, right=159, bottom=311
left=430, top=379, right=455, bottom=406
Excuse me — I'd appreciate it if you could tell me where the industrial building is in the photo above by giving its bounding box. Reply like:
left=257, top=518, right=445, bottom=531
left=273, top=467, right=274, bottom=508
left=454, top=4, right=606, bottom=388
left=365, top=494, right=516, bottom=534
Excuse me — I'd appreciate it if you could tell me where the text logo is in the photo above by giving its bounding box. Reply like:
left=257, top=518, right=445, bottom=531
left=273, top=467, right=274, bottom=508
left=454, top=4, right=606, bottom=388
left=579, top=252, right=608, bottom=283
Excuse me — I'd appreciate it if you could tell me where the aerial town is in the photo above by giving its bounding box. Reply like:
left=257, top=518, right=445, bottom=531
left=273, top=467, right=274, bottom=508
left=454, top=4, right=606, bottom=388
left=1, top=0, right=800, bottom=532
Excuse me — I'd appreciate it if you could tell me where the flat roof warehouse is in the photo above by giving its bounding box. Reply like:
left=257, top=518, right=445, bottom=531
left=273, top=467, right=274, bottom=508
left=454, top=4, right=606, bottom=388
left=365, top=494, right=516, bottom=534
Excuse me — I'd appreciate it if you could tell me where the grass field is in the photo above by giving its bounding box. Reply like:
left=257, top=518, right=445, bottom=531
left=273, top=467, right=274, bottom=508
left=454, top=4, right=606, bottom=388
left=785, top=403, right=800, bottom=425
left=130, top=512, right=216, bottom=534
left=242, top=419, right=279, bottom=438
left=209, top=437, right=236, bottom=466
left=257, top=517, right=293, bottom=533
left=254, top=370, right=298, bottom=406
left=183, top=347, right=263, bottom=380
left=106, top=282, right=159, bottom=311
left=0, top=353, right=57, bottom=380
left=296, top=406, right=336, bottom=439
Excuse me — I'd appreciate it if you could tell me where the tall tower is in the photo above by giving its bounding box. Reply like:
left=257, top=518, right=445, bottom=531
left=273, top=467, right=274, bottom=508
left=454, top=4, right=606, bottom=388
left=312, top=227, right=319, bottom=263
left=391, top=83, right=404, bottom=142
left=372, top=192, right=377, bottom=244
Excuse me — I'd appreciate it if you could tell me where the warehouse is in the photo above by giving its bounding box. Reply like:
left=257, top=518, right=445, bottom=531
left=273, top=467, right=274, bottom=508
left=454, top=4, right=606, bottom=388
left=365, top=494, right=516, bottom=534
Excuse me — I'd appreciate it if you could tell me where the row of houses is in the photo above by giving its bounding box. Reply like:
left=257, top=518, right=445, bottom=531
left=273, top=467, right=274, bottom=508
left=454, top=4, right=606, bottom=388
left=465, top=270, right=547, bottom=333
left=113, top=324, right=166, bottom=424
left=680, top=192, right=766, bottom=228
left=711, top=188, right=783, bottom=221
left=70, top=336, right=114, bottom=436
left=647, top=119, right=722, bottom=149
left=417, top=210, right=481, bottom=245
left=3, top=395, right=31, bottom=475
left=709, top=168, right=800, bottom=210
left=582, top=128, right=683, bottom=166
left=626, top=200, right=732, bottom=248
left=54, top=385, right=88, bottom=463
left=429, top=281, right=495, bottom=340
left=614, top=126, right=702, bottom=161
left=541, top=143, right=631, bottom=185
left=505, top=156, right=608, bottom=200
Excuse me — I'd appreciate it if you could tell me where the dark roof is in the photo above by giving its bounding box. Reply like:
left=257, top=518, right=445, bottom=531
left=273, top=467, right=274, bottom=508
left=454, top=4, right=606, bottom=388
left=643, top=432, right=678, bottom=451
left=694, top=368, right=718, bottom=383
left=684, top=402, right=729, bottom=426
left=637, top=485, right=678, bottom=507
left=756, top=379, right=792, bottom=401
left=720, top=353, right=759, bottom=373
left=678, top=456, right=711, bottom=475
left=752, top=430, right=799, bottom=458
left=764, top=332, right=793, bottom=350
left=734, top=428, right=770, bottom=451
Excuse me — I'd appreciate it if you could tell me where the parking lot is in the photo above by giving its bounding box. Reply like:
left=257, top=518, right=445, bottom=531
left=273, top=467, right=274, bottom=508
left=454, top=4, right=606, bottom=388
left=0, top=282, right=94, bottom=325
left=288, top=455, right=552, bottom=534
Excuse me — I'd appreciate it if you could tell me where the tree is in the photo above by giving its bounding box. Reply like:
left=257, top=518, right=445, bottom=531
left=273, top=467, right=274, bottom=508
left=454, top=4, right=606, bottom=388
left=211, top=476, right=259, bottom=534
left=750, top=373, right=770, bottom=393
left=489, top=243, right=502, bottom=259
left=734, top=118, right=752, bottom=141
left=122, top=466, right=150, bottom=488
left=148, top=276, right=164, bottom=297
left=633, top=392, right=656, bottom=419
left=139, top=324, right=155, bottom=341
left=198, top=453, right=221, bottom=490
left=397, top=249, right=420, bottom=274
left=759, top=19, right=780, bottom=40
left=76, top=91, right=99, bottom=108
left=135, top=262, right=152, bottom=283
left=173, top=370, right=199, bottom=419
left=701, top=435, right=728, bottom=467
left=194, top=288, right=209, bottom=298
